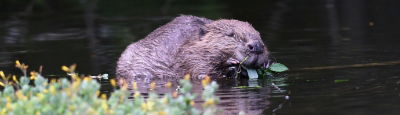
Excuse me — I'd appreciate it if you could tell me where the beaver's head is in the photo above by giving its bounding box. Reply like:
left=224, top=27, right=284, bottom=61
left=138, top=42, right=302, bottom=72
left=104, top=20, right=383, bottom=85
left=199, top=19, right=271, bottom=77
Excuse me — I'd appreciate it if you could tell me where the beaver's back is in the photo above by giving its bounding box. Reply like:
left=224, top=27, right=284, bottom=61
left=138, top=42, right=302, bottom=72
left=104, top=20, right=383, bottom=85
left=116, top=15, right=212, bottom=81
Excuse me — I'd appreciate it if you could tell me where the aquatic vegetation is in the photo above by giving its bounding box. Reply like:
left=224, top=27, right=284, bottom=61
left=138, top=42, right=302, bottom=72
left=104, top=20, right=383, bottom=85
left=0, top=61, right=219, bottom=115
left=268, top=63, right=289, bottom=73
left=257, top=62, right=289, bottom=78
left=234, top=63, right=289, bottom=91
left=233, top=86, right=262, bottom=89
left=334, top=79, right=350, bottom=83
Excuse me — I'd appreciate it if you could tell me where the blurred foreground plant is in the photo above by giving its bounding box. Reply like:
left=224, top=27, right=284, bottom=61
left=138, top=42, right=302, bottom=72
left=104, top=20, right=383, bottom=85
left=0, top=61, right=219, bottom=115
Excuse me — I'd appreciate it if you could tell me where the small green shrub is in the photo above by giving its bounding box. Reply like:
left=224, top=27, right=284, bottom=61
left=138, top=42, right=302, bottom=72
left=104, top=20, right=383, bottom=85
left=0, top=61, right=219, bottom=115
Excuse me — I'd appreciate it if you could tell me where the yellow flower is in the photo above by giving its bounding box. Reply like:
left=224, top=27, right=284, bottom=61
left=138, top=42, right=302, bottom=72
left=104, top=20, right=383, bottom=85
left=83, top=77, right=92, bottom=81
left=149, top=82, right=156, bottom=90
left=71, top=80, right=80, bottom=90
left=69, top=105, right=76, bottom=111
left=134, top=91, right=141, bottom=98
left=158, top=111, right=167, bottom=115
left=161, top=97, right=168, bottom=104
left=37, top=93, right=45, bottom=101
left=49, top=85, right=56, bottom=95
left=43, top=89, right=49, bottom=94
left=110, top=79, right=117, bottom=87
left=202, top=75, right=211, bottom=87
left=165, top=81, right=172, bottom=88
left=101, top=100, right=109, bottom=110
left=140, top=103, right=147, bottom=111
left=6, top=102, right=12, bottom=110
left=107, top=110, right=114, bottom=115
left=86, top=108, right=97, bottom=115
left=71, top=74, right=80, bottom=80
left=100, top=94, right=107, bottom=100
left=95, top=91, right=100, bottom=96
left=50, top=79, right=57, bottom=84
left=132, top=81, right=138, bottom=90
left=61, top=65, right=69, bottom=72
left=61, top=64, right=77, bottom=72
left=65, top=88, right=72, bottom=96
left=141, top=101, right=155, bottom=112
left=184, top=74, right=191, bottom=80
left=118, top=95, right=125, bottom=103
left=30, top=71, right=38, bottom=80
left=203, top=98, right=215, bottom=107
left=1, top=108, right=6, bottom=114
left=6, top=97, right=11, bottom=103
left=15, top=91, right=27, bottom=101
left=12, top=75, right=19, bottom=84
left=0, top=71, right=5, bottom=80
left=0, top=82, right=4, bottom=87
left=23, top=65, right=29, bottom=69
left=15, top=60, right=28, bottom=70
left=35, top=111, right=41, bottom=115
left=15, top=60, right=21, bottom=67
left=147, top=101, right=155, bottom=110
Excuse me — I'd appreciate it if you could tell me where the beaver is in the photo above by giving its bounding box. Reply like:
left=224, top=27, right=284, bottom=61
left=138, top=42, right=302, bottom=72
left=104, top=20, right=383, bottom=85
left=116, top=15, right=270, bottom=83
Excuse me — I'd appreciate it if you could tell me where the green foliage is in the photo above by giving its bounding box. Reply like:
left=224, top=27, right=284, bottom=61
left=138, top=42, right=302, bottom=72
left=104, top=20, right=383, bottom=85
left=257, top=62, right=289, bottom=78
left=0, top=61, right=220, bottom=115
left=234, top=63, right=289, bottom=90
left=233, top=86, right=262, bottom=89
left=334, top=79, right=349, bottom=83
left=269, top=63, right=289, bottom=73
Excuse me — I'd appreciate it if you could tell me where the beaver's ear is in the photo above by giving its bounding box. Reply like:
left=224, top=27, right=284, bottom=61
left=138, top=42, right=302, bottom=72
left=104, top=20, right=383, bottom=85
left=225, top=29, right=234, bottom=37
left=200, top=26, right=208, bottom=36
left=199, top=26, right=208, bottom=38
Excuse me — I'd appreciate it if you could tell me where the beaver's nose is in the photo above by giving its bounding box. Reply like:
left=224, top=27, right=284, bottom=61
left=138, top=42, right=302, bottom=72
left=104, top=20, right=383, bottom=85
left=247, top=42, right=264, bottom=54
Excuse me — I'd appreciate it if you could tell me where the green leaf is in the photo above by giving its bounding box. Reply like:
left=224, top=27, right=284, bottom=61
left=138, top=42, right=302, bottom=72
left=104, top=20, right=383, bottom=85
left=233, top=86, right=262, bottom=89
left=3, top=85, right=15, bottom=95
left=334, top=79, right=349, bottom=83
left=19, top=76, right=30, bottom=86
left=268, top=63, right=289, bottom=72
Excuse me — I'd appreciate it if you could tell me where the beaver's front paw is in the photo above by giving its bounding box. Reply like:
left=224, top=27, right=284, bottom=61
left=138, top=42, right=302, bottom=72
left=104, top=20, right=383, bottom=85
left=226, top=58, right=240, bottom=65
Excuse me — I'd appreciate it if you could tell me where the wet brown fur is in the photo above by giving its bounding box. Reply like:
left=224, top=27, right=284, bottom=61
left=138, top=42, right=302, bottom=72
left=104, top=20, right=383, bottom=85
left=116, top=15, right=269, bottom=83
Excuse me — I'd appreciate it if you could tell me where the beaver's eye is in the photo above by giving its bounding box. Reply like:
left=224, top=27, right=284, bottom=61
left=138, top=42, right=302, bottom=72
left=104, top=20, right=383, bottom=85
left=241, top=37, right=248, bottom=43
left=224, top=29, right=235, bottom=37
left=226, top=32, right=234, bottom=37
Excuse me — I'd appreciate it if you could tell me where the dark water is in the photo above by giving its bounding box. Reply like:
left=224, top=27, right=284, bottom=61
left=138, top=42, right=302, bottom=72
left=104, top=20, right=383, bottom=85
left=1, top=0, right=400, bottom=114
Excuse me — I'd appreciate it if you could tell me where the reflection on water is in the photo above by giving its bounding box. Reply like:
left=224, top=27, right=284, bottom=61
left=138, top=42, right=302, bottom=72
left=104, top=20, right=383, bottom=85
left=1, top=0, right=400, bottom=114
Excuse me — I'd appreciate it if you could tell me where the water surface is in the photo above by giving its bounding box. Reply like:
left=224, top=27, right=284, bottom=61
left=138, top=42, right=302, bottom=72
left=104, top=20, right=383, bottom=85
left=1, top=0, right=400, bottom=114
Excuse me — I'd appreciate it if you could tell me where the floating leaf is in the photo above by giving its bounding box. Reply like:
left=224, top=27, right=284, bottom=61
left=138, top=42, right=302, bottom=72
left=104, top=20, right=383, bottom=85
left=233, top=86, right=262, bottom=89
left=334, top=79, right=349, bottom=83
left=269, top=63, right=289, bottom=72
